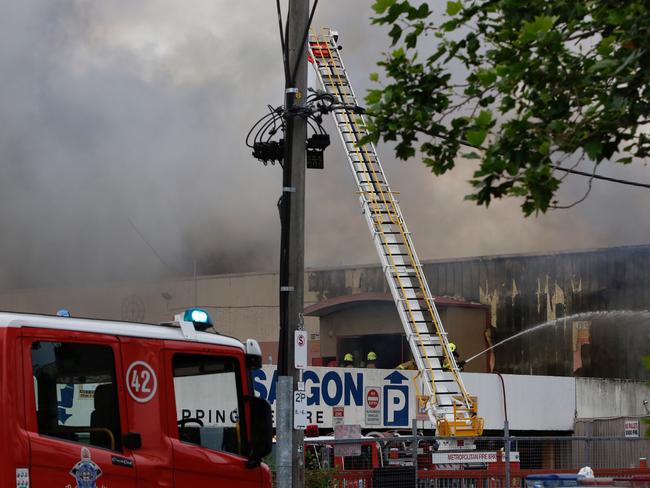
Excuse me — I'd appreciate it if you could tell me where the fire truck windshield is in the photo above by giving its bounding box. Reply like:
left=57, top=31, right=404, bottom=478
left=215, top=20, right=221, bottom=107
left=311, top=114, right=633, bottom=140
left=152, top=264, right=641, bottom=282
left=172, top=354, right=244, bottom=456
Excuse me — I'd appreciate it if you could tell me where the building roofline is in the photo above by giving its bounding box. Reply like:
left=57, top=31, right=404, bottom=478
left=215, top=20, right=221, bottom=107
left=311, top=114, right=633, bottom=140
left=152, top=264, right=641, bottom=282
left=304, top=243, right=650, bottom=273
left=304, top=292, right=487, bottom=317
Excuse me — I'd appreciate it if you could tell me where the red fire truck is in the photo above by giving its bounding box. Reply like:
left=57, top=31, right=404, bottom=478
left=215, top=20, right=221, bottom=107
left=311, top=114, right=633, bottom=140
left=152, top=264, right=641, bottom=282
left=0, top=309, right=273, bottom=488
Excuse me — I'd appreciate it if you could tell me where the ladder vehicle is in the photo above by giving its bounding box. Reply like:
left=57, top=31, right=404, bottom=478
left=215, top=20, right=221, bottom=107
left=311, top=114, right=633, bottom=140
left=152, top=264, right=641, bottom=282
left=0, top=309, right=273, bottom=488
left=308, top=29, right=484, bottom=438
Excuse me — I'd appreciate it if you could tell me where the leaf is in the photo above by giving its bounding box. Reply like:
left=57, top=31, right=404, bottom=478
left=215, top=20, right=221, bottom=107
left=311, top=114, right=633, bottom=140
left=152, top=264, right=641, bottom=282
left=441, top=19, right=461, bottom=32
left=396, top=143, right=416, bottom=159
left=369, top=72, right=379, bottom=82
left=365, top=89, right=382, bottom=105
left=384, top=2, right=411, bottom=23
left=372, top=0, right=396, bottom=14
left=446, top=1, right=462, bottom=16
left=596, top=36, right=616, bottom=56
left=389, top=24, right=403, bottom=45
left=476, top=68, right=497, bottom=87
left=407, top=3, right=430, bottom=20
left=392, top=47, right=406, bottom=59
left=606, top=10, right=626, bottom=26
left=358, top=133, right=379, bottom=145
left=584, top=140, right=603, bottom=161
left=405, top=31, right=418, bottom=48
left=466, top=129, right=488, bottom=147
left=475, top=110, right=493, bottom=128
left=500, top=96, right=516, bottom=112
left=588, top=59, right=618, bottom=74
left=520, top=15, right=557, bottom=43
left=416, top=3, right=430, bottom=18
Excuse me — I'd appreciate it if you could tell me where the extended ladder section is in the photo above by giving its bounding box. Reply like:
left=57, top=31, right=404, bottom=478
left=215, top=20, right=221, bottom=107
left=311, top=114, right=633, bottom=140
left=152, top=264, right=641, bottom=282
left=308, top=29, right=483, bottom=436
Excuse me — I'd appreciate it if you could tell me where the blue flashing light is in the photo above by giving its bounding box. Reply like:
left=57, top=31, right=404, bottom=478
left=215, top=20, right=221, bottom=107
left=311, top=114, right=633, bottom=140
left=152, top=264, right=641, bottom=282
left=183, top=308, right=212, bottom=327
left=57, top=308, right=71, bottom=317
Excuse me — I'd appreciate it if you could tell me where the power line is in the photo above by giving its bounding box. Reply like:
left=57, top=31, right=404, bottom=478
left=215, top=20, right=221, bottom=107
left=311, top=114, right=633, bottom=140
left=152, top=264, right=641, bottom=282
left=552, top=165, right=650, bottom=189
left=290, top=0, right=319, bottom=85
left=275, top=0, right=319, bottom=87
left=127, top=217, right=182, bottom=274
left=275, top=0, right=290, bottom=84
left=453, top=135, right=650, bottom=189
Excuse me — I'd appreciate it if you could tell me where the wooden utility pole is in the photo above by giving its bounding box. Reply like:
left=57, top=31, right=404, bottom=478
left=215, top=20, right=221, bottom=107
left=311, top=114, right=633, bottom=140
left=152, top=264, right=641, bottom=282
left=276, top=1, right=308, bottom=488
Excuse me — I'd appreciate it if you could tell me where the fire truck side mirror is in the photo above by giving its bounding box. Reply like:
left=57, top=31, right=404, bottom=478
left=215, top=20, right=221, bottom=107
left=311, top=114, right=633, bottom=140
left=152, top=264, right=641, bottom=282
left=123, top=432, right=142, bottom=450
left=245, top=395, right=273, bottom=468
left=245, top=339, right=263, bottom=369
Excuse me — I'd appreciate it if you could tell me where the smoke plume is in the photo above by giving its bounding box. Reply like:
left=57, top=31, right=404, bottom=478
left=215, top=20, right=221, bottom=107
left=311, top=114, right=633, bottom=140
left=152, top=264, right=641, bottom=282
left=0, top=0, right=648, bottom=290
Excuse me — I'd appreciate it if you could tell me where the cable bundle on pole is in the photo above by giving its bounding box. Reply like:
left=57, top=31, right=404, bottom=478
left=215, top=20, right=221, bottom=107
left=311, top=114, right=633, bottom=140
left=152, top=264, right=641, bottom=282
left=246, top=90, right=366, bottom=167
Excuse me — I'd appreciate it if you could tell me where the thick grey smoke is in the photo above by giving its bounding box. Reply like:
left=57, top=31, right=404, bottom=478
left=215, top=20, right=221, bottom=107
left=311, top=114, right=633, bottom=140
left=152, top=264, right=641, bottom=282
left=0, top=1, right=648, bottom=290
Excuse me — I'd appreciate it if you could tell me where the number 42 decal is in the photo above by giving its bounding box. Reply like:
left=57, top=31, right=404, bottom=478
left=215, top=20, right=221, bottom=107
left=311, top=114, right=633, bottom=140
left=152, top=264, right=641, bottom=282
left=126, top=361, right=158, bottom=403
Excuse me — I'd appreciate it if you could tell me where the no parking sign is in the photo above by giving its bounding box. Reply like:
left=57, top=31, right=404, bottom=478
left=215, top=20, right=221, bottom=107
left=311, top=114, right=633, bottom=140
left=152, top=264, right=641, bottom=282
left=364, top=387, right=381, bottom=425
left=294, top=331, right=308, bottom=370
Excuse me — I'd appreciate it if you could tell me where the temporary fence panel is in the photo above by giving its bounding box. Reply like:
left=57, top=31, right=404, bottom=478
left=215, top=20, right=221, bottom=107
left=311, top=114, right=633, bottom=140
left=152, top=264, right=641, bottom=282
left=302, top=435, right=650, bottom=488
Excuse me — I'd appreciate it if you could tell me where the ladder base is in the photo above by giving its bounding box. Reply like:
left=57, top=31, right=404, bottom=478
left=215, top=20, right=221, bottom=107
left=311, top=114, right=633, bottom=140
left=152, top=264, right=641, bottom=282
left=437, top=418, right=485, bottom=437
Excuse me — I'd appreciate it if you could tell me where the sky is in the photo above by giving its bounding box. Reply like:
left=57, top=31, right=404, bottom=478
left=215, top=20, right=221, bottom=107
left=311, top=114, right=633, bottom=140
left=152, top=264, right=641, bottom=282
left=0, top=0, right=648, bottom=289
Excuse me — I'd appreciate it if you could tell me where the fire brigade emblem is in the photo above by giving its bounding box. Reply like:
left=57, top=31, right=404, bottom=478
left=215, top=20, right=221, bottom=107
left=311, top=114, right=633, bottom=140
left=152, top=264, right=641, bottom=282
left=67, top=447, right=104, bottom=488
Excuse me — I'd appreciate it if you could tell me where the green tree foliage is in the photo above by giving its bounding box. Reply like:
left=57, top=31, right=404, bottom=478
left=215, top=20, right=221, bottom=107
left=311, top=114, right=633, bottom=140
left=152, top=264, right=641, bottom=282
left=365, top=1, right=650, bottom=215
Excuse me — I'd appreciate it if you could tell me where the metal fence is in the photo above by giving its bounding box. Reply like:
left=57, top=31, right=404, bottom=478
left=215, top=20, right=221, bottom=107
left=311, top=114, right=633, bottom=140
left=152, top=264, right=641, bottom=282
left=301, top=433, right=650, bottom=488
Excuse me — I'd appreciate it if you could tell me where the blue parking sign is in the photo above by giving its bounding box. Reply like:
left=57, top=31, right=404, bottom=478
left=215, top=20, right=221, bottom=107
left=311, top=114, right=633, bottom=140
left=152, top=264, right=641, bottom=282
left=383, top=371, right=409, bottom=427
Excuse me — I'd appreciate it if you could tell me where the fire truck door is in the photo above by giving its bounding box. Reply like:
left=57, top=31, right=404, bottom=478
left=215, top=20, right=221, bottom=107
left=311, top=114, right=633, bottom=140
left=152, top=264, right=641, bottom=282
left=23, top=333, right=137, bottom=488
left=119, top=337, right=173, bottom=487
left=164, top=348, right=262, bottom=488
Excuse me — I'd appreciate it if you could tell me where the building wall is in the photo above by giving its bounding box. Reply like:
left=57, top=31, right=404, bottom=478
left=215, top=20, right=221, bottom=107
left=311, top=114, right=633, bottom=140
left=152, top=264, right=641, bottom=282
left=0, top=272, right=318, bottom=347
left=468, top=374, right=648, bottom=431
left=444, top=307, right=489, bottom=373
left=576, top=378, right=650, bottom=418
left=462, top=373, right=576, bottom=431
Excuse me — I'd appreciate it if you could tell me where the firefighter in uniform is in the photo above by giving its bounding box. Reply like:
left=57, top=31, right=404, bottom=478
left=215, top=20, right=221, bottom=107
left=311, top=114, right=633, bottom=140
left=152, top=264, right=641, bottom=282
left=396, top=359, right=417, bottom=370
left=442, top=342, right=466, bottom=371
left=365, top=351, right=377, bottom=368
left=343, top=353, right=355, bottom=368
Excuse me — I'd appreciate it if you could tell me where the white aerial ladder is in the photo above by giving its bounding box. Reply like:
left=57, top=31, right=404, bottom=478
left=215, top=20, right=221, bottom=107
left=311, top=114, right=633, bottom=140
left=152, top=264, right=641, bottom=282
left=308, top=29, right=483, bottom=437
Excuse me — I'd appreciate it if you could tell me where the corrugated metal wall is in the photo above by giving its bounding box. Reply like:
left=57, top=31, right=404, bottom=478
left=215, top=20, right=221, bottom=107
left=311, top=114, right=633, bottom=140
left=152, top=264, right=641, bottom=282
left=574, top=417, right=650, bottom=468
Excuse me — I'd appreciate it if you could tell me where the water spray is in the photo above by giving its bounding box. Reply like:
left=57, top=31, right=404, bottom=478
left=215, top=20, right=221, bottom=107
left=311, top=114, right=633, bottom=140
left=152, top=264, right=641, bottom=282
left=464, top=309, right=650, bottom=365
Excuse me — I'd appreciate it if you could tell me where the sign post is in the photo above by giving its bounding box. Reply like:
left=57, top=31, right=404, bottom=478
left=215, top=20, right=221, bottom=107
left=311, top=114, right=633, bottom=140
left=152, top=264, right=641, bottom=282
left=293, top=391, right=308, bottom=430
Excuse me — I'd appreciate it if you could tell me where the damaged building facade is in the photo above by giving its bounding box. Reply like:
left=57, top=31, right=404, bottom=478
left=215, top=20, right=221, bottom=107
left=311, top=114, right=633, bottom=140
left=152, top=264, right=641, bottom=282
left=306, top=244, right=650, bottom=379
